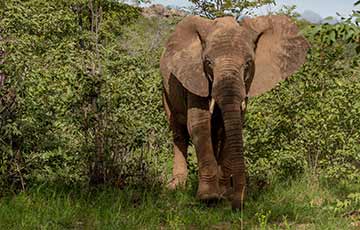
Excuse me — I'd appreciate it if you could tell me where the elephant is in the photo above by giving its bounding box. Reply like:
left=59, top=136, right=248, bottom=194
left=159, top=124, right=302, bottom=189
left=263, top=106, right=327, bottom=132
left=160, top=15, right=309, bottom=210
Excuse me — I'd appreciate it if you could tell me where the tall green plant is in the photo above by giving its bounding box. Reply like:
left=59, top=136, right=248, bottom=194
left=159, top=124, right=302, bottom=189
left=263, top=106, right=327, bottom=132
left=189, top=0, right=275, bottom=18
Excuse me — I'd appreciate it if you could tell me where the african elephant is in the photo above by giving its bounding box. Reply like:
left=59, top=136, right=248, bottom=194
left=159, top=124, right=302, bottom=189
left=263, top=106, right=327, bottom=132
left=160, top=15, right=309, bottom=210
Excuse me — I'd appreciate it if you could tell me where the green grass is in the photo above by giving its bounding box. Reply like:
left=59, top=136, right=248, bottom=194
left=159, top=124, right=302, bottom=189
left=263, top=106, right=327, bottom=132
left=0, top=175, right=359, bottom=229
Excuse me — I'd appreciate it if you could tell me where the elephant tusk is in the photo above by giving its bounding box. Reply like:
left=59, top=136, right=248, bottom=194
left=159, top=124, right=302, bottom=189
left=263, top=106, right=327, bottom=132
left=241, top=99, right=246, bottom=112
left=210, top=98, right=216, bottom=114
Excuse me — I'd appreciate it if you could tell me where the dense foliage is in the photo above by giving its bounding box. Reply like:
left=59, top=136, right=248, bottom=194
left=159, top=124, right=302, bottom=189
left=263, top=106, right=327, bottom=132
left=0, top=0, right=359, bottom=197
left=0, top=0, right=175, bottom=191
left=245, top=20, right=360, bottom=186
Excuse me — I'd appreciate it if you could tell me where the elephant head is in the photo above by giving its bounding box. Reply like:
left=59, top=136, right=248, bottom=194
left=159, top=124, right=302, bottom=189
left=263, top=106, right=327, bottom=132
left=160, top=15, right=309, bottom=209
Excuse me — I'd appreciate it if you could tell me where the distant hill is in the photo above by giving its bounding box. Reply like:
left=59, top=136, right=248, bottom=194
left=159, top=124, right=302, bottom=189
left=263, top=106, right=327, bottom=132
left=141, top=4, right=187, bottom=18
left=141, top=4, right=339, bottom=24
left=300, top=10, right=339, bottom=24
left=300, top=10, right=322, bottom=24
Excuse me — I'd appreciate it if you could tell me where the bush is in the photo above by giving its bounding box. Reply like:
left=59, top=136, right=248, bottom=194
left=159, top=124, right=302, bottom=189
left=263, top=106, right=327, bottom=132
left=0, top=0, right=173, bottom=191
left=245, top=20, right=360, bottom=186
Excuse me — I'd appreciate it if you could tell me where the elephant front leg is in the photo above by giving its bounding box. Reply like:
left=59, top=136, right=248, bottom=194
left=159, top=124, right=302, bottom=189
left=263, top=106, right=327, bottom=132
left=187, top=94, right=219, bottom=201
left=218, top=157, right=233, bottom=200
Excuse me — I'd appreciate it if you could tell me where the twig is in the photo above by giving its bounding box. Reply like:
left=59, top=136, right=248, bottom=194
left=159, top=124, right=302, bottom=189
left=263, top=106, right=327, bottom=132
left=15, top=150, right=25, bottom=191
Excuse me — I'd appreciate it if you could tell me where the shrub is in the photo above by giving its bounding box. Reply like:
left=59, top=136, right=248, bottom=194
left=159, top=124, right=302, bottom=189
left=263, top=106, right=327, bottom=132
left=245, top=20, right=360, bottom=186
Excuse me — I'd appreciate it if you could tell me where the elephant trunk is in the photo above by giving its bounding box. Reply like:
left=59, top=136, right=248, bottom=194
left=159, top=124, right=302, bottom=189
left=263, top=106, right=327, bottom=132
left=213, top=73, right=246, bottom=211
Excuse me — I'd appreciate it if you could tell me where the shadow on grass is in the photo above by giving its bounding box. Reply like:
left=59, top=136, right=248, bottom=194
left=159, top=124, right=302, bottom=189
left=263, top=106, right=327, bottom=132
left=0, top=174, right=358, bottom=229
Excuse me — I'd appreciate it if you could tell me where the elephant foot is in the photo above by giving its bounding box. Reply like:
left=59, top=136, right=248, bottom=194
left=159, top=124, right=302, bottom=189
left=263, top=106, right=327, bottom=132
left=219, top=176, right=245, bottom=210
left=220, top=186, right=234, bottom=200
left=219, top=175, right=233, bottom=200
left=196, top=177, right=220, bottom=202
left=167, top=174, right=187, bottom=190
left=197, top=192, right=219, bottom=201
left=231, top=197, right=245, bottom=211
left=231, top=185, right=246, bottom=211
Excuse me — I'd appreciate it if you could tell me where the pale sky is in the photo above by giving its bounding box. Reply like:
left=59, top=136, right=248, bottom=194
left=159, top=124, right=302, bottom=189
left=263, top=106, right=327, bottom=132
left=148, top=0, right=359, bottom=17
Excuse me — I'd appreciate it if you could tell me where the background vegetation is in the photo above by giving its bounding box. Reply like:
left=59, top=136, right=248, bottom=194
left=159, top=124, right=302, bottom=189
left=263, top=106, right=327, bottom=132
left=0, top=0, right=359, bottom=228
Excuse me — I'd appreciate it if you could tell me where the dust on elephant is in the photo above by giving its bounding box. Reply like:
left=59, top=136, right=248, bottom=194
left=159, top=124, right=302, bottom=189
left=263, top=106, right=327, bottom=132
left=160, top=15, right=309, bottom=210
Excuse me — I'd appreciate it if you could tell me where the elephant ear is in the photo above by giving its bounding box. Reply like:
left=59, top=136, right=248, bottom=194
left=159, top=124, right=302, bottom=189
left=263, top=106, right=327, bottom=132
left=242, top=15, right=310, bottom=97
left=160, top=16, right=213, bottom=97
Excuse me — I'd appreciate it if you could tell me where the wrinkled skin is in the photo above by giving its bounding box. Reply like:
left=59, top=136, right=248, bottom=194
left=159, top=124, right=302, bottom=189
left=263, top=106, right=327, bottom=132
left=160, top=15, right=309, bottom=210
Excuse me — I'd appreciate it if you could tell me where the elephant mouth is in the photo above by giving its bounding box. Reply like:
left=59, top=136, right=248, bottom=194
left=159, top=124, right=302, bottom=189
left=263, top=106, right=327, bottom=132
left=209, top=97, right=247, bottom=114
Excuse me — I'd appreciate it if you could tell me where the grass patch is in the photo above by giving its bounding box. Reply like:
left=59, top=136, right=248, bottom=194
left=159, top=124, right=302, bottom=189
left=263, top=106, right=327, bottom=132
left=0, top=175, right=359, bottom=229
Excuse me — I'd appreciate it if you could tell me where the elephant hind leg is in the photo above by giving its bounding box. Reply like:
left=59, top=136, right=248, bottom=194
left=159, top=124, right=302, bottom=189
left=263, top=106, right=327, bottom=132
left=167, top=125, right=189, bottom=190
left=211, top=104, right=224, bottom=161
left=164, top=93, right=190, bottom=189
left=210, top=107, right=230, bottom=199
left=216, top=135, right=233, bottom=200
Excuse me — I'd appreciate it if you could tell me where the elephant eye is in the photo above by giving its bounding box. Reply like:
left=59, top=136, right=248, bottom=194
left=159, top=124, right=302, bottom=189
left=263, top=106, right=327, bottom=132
left=244, top=63, right=250, bottom=81
left=244, top=60, right=252, bottom=77
left=204, top=57, right=214, bottom=82
left=205, top=58, right=213, bottom=68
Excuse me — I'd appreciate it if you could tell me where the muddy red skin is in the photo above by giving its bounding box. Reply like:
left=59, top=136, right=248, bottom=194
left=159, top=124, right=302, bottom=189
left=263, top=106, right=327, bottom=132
left=160, top=15, right=309, bottom=210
